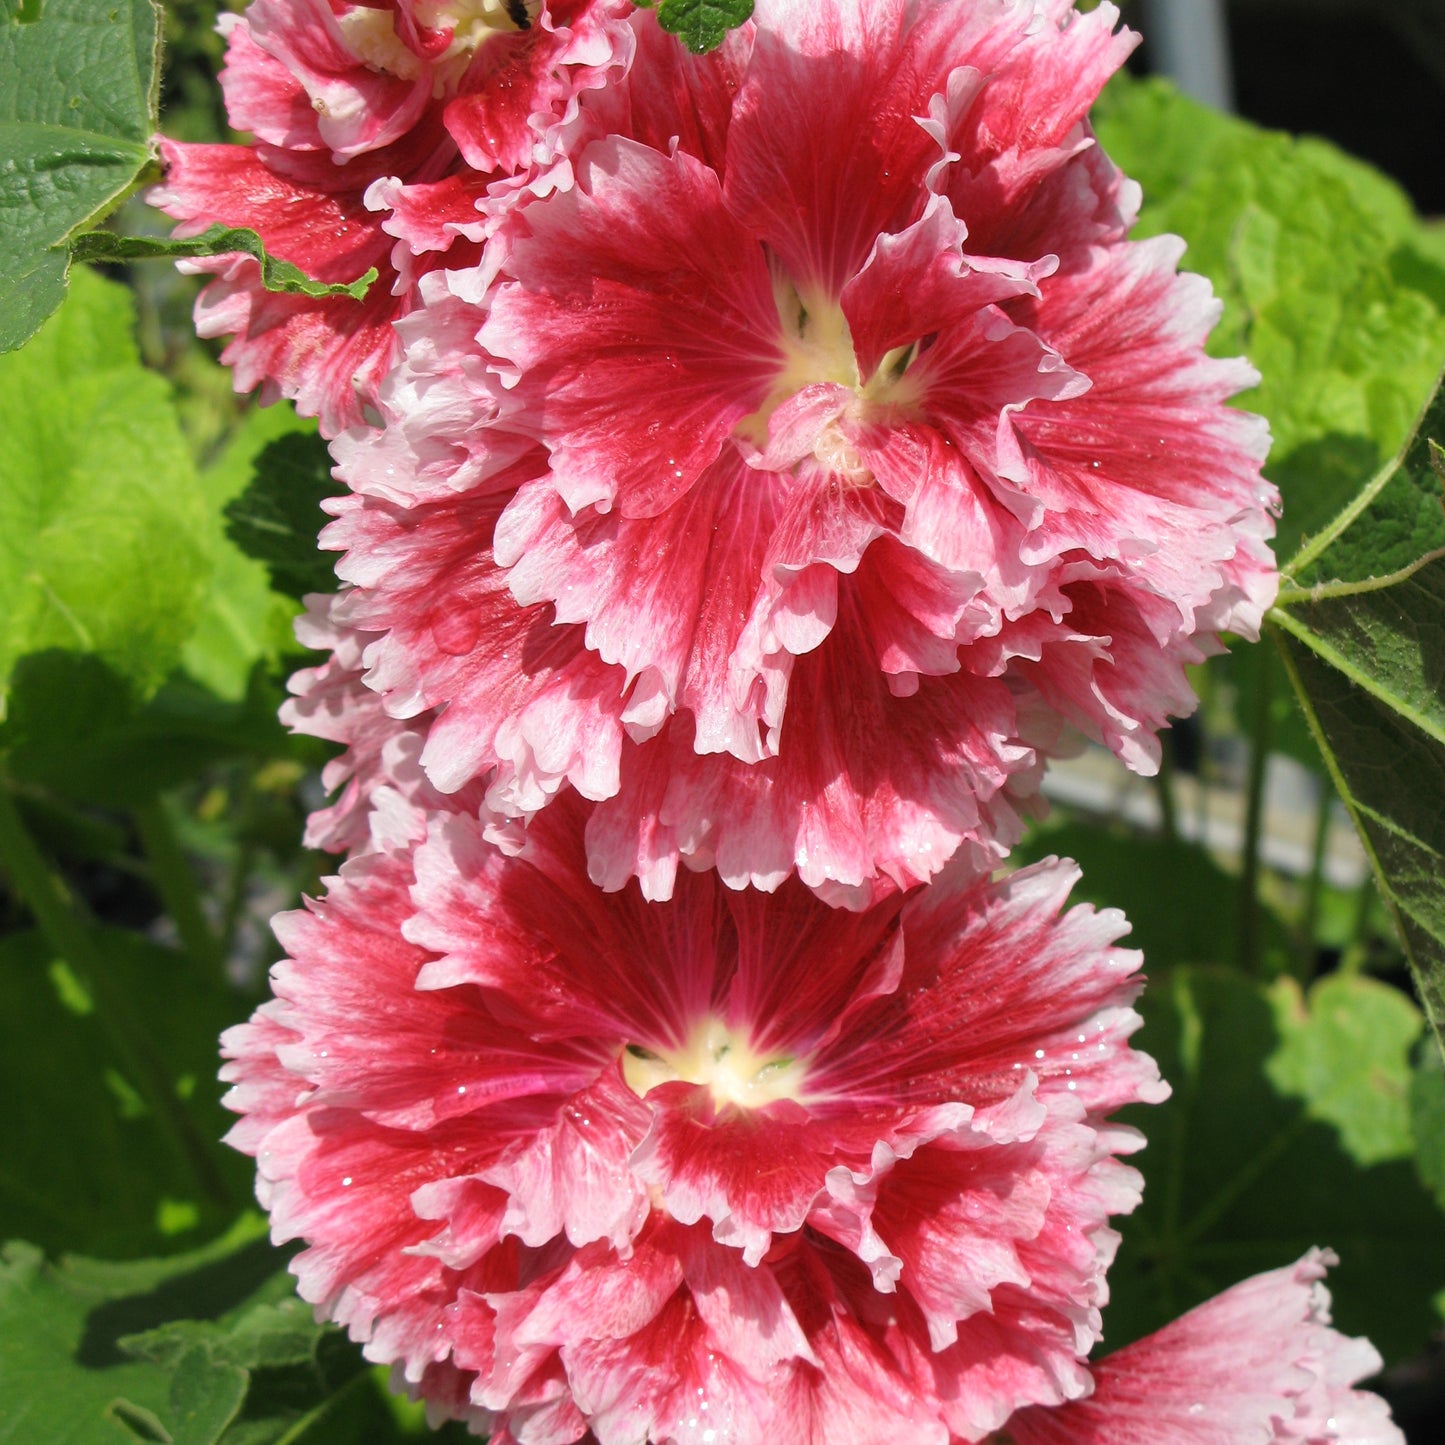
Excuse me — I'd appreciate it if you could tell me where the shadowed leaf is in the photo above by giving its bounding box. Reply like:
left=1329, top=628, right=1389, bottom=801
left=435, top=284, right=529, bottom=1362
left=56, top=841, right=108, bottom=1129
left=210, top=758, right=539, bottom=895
left=1271, top=367, right=1445, bottom=1048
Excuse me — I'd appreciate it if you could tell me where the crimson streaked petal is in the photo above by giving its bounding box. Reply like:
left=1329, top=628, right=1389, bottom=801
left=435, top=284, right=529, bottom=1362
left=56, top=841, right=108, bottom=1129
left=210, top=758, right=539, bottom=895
left=483, top=137, right=782, bottom=516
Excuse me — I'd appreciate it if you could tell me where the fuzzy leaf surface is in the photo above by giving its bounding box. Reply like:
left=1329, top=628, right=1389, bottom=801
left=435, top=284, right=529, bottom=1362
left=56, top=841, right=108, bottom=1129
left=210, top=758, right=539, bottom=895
left=1271, top=369, right=1445, bottom=1046
left=654, top=0, right=752, bottom=54
left=0, top=0, right=161, bottom=350
left=1096, top=75, right=1445, bottom=776
left=1265, top=972, right=1422, bottom=1166
left=0, top=1220, right=272, bottom=1445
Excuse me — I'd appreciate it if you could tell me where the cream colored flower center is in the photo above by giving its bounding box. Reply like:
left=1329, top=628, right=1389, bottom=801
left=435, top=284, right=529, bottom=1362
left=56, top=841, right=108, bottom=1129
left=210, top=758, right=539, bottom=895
left=737, top=276, right=922, bottom=467
left=337, top=1, right=530, bottom=84
left=622, top=1017, right=808, bottom=1110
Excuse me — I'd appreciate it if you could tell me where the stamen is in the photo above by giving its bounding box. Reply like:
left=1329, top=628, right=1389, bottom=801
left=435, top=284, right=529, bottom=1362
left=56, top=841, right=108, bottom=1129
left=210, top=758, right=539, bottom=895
left=621, top=1018, right=808, bottom=1109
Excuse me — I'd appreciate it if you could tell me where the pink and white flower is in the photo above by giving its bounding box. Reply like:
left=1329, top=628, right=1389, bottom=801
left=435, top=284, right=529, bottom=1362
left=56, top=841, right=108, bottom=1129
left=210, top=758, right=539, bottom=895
left=280, top=593, right=497, bottom=854
left=329, top=0, right=1276, bottom=900
left=222, top=802, right=1166, bottom=1441
left=1001, top=1251, right=1402, bottom=1444
left=151, top=0, right=634, bottom=435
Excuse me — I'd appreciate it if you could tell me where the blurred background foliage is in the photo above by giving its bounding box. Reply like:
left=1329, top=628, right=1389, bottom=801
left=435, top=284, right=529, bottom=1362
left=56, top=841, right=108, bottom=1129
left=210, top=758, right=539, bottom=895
left=3, top=0, right=1445, bottom=1439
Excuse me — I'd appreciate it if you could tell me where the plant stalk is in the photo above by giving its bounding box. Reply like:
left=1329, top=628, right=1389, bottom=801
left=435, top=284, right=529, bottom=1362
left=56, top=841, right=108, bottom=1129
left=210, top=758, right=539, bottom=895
left=1237, top=651, right=1273, bottom=975
left=134, top=797, right=224, bottom=974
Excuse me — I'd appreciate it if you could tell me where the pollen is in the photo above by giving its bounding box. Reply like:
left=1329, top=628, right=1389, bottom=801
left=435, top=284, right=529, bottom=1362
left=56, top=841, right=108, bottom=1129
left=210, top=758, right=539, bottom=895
left=621, top=1017, right=809, bottom=1110
left=735, top=273, right=923, bottom=470
left=338, top=0, right=532, bottom=87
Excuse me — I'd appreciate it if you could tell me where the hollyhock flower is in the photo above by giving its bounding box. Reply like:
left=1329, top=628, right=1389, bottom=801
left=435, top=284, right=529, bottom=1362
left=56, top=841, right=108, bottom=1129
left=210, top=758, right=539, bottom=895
left=331, top=0, right=1276, bottom=901
left=222, top=800, right=1167, bottom=1440
left=1000, top=1251, right=1402, bottom=1444
left=280, top=594, right=497, bottom=853
left=151, top=0, right=633, bottom=435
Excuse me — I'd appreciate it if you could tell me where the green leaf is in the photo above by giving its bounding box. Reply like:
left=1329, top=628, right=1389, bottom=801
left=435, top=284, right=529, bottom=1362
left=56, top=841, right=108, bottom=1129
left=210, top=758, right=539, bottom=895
left=221, top=430, right=342, bottom=602
left=123, top=1293, right=327, bottom=1376
left=1265, top=972, right=1422, bottom=1165
left=0, top=1216, right=426, bottom=1445
left=0, top=926, right=251, bottom=1260
left=1105, top=966, right=1445, bottom=1362
left=653, top=0, right=753, bottom=55
left=1015, top=820, right=1292, bottom=970
left=0, top=0, right=161, bottom=350
left=0, top=655, right=294, bottom=808
left=0, top=266, right=209, bottom=702
left=1093, top=76, right=1445, bottom=560
left=72, top=228, right=377, bottom=303
left=0, top=1219, right=272, bottom=1445
left=1409, top=1048, right=1445, bottom=1212
left=1270, top=368, right=1445, bottom=1047
left=183, top=407, right=312, bottom=701
left=162, top=1347, right=248, bottom=1445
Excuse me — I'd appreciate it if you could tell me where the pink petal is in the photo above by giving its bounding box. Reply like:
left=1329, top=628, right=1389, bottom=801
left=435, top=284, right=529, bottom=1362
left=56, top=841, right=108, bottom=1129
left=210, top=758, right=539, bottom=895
left=1005, top=1251, right=1403, bottom=1444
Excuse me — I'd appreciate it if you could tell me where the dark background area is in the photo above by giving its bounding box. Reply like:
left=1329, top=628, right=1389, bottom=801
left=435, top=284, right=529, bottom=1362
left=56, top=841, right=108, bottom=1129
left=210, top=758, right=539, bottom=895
left=1116, top=0, right=1445, bottom=215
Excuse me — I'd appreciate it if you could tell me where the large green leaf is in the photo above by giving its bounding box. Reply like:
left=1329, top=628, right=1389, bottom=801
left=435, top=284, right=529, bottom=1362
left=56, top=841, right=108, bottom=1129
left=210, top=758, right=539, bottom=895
left=1095, top=77, right=1445, bottom=789
left=0, top=0, right=161, bottom=351
left=1270, top=369, right=1445, bottom=1045
left=1106, top=966, right=1445, bottom=1362
left=1265, top=972, right=1423, bottom=1166
left=0, top=1217, right=441, bottom=1445
left=0, top=927, right=250, bottom=1260
left=1094, top=77, right=1445, bottom=547
left=0, top=266, right=209, bottom=702
left=1409, top=1048, right=1445, bottom=1212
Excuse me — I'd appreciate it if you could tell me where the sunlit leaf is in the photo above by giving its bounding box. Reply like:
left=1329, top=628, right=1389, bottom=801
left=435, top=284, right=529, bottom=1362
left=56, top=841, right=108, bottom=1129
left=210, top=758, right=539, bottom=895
left=1265, top=972, right=1422, bottom=1165
left=0, top=267, right=208, bottom=701
left=0, top=1219, right=269, bottom=1445
left=651, top=0, right=752, bottom=55
left=183, top=406, right=312, bottom=701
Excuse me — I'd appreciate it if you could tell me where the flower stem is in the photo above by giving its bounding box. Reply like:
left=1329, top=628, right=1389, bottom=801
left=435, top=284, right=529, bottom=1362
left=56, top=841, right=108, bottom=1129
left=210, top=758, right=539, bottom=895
left=1154, top=731, right=1180, bottom=844
left=1273, top=545, right=1445, bottom=609
left=1297, top=785, right=1331, bottom=981
left=134, top=797, right=225, bottom=975
left=1237, top=649, right=1273, bottom=975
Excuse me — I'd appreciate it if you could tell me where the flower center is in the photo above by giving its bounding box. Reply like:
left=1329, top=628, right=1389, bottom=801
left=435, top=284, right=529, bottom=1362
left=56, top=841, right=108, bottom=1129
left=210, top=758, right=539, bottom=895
left=621, top=1017, right=808, bottom=1110
left=337, top=1, right=531, bottom=85
left=737, top=275, right=923, bottom=470
left=416, top=0, right=535, bottom=50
